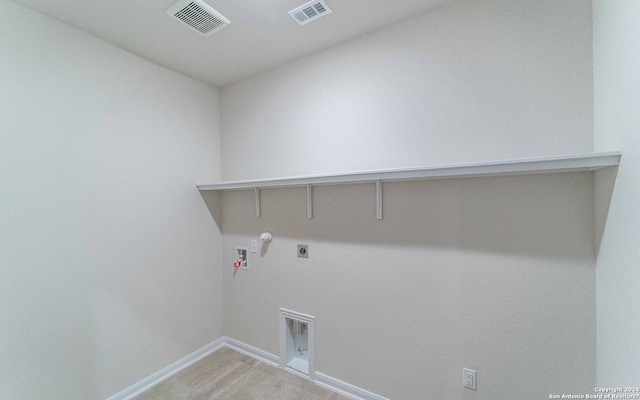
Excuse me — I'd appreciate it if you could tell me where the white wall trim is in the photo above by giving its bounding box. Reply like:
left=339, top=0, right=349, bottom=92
left=223, top=336, right=387, bottom=400
left=223, top=336, right=280, bottom=367
left=105, top=336, right=386, bottom=400
left=315, top=372, right=390, bottom=400
left=105, top=337, right=225, bottom=400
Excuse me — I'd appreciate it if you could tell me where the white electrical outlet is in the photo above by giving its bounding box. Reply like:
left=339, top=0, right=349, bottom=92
left=463, top=368, right=476, bottom=390
left=250, top=239, right=258, bottom=253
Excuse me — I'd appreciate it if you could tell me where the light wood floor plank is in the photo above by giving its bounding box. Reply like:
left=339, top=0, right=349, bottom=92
left=132, top=348, right=351, bottom=400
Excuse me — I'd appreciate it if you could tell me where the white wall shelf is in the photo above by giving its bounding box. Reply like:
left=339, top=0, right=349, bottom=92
left=197, top=152, right=621, bottom=220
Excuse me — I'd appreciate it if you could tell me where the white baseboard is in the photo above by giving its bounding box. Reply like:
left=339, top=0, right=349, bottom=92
left=223, top=336, right=280, bottom=367
left=105, top=337, right=225, bottom=400
left=105, top=336, right=387, bottom=400
left=315, top=372, right=390, bottom=400
left=222, top=337, right=388, bottom=400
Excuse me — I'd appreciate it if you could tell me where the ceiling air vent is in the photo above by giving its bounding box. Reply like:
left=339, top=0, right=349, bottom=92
left=166, top=0, right=230, bottom=36
left=289, top=0, right=332, bottom=26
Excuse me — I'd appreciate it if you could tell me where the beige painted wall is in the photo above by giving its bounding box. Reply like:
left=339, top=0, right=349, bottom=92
left=219, top=0, right=597, bottom=398
left=593, top=0, right=640, bottom=387
left=221, top=0, right=593, bottom=181
left=0, top=0, right=606, bottom=398
left=0, top=1, right=223, bottom=398
left=222, top=174, right=596, bottom=399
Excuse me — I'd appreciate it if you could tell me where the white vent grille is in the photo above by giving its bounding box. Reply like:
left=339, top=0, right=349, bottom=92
left=289, top=0, right=332, bottom=26
left=166, top=0, right=230, bottom=36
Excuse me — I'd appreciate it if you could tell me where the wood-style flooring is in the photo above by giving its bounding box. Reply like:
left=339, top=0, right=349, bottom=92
left=133, top=347, right=351, bottom=400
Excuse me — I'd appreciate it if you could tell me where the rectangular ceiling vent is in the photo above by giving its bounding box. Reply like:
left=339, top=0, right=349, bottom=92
left=289, top=0, right=332, bottom=26
left=166, top=0, right=230, bottom=36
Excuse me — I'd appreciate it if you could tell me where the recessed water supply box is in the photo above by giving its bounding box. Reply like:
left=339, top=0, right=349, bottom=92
left=279, top=309, right=315, bottom=380
left=234, top=246, right=248, bottom=271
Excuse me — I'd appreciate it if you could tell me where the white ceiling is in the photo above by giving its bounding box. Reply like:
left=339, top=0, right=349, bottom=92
left=11, top=0, right=456, bottom=87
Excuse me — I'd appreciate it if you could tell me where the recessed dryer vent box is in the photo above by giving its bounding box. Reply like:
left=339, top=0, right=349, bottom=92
left=280, top=309, right=315, bottom=380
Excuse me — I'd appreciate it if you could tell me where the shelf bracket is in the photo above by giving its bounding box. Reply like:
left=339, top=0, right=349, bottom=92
left=255, top=188, right=261, bottom=218
left=376, top=180, right=383, bottom=220
left=307, top=184, right=313, bottom=219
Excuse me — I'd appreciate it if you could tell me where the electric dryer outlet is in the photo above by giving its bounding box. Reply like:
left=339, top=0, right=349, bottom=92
left=297, top=244, right=309, bottom=258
